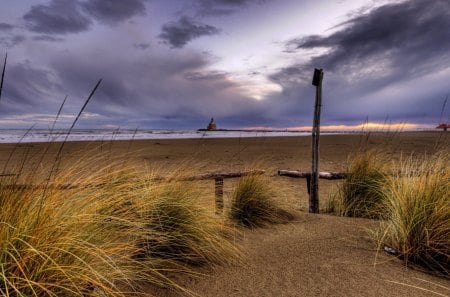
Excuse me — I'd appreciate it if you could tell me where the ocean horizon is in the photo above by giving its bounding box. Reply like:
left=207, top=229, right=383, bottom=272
left=0, top=128, right=434, bottom=144
left=0, top=128, right=310, bottom=143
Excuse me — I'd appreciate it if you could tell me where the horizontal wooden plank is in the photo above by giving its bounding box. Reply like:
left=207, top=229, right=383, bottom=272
left=1, top=170, right=266, bottom=190
left=278, top=170, right=347, bottom=180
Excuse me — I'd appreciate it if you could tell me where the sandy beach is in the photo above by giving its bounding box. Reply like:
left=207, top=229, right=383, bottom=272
left=1, top=132, right=449, bottom=296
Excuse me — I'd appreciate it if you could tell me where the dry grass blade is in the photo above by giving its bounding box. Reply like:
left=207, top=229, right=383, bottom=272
left=2, top=124, right=36, bottom=175
left=50, top=95, right=68, bottom=133
left=56, top=79, right=102, bottom=153
left=48, top=79, right=102, bottom=181
left=0, top=52, right=6, bottom=101
left=385, top=280, right=448, bottom=297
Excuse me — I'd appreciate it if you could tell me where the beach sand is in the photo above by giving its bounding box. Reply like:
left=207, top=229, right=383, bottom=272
left=1, top=132, right=449, bottom=296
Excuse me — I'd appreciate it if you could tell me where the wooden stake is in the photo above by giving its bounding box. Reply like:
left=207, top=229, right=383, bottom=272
left=214, top=177, right=224, bottom=213
left=310, top=68, right=324, bottom=213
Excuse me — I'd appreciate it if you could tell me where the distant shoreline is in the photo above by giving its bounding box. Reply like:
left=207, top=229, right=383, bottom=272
left=0, top=128, right=443, bottom=144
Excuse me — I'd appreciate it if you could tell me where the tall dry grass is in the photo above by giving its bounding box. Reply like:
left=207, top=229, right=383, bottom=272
left=0, top=153, right=240, bottom=296
left=375, top=152, right=450, bottom=275
left=0, top=158, right=144, bottom=296
left=230, top=174, right=294, bottom=228
left=328, top=149, right=388, bottom=218
left=136, top=178, right=240, bottom=266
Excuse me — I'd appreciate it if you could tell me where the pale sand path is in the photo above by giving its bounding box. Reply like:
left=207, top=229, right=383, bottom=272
left=152, top=214, right=449, bottom=297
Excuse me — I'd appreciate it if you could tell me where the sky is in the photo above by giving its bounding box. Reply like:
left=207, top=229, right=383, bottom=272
left=0, top=0, right=449, bottom=130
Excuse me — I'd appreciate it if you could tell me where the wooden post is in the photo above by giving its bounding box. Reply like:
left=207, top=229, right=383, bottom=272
left=306, top=175, right=311, bottom=195
left=310, top=68, right=324, bottom=213
left=214, top=177, right=224, bottom=213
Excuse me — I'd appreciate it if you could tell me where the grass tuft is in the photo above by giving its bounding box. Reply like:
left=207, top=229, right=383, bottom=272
left=375, top=151, right=450, bottom=276
left=230, top=174, right=294, bottom=228
left=0, top=153, right=240, bottom=295
left=0, top=159, right=145, bottom=296
left=137, top=180, right=240, bottom=267
left=328, top=149, right=388, bottom=218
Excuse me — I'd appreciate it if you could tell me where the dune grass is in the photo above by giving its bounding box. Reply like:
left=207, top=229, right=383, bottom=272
left=230, top=174, right=294, bottom=228
left=328, top=146, right=449, bottom=275
left=375, top=152, right=450, bottom=275
left=0, top=160, right=143, bottom=296
left=328, top=149, right=389, bottom=218
left=0, top=153, right=240, bottom=296
left=136, top=179, right=240, bottom=266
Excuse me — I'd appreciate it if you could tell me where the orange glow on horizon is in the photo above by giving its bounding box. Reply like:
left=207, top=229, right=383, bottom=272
left=242, top=122, right=431, bottom=131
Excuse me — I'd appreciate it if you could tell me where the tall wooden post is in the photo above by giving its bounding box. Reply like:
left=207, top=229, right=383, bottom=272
left=310, top=68, right=324, bottom=213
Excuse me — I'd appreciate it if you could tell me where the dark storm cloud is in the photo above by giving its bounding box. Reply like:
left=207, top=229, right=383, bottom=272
left=80, top=0, right=147, bottom=25
left=23, top=0, right=147, bottom=35
left=159, top=16, right=220, bottom=48
left=184, top=70, right=229, bottom=81
left=0, top=35, right=26, bottom=48
left=32, top=35, right=65, bottom=42
left=270, top=0, right=450, bottom=125
left=0, top=50, right=258, bottom=128
left=286, top=0, right=450, bottom=83
left=0, top=62, right=63, bottom=115
left=133, top=43, right=150, bottom=50
left=23, top=0, right=92, bottom=34
left=194, top=0, right=265, bottom=16
left=0, top=23, right=14, bottom=31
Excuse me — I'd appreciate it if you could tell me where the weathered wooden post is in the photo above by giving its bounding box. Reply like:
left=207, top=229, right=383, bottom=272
left=310, top=68, right=324, bottom=213
left=214, top=177, right=224, bottom=213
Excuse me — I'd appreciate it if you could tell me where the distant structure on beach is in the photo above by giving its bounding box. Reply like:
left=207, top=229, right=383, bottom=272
left=436, top=123, right=449, bottom=131
left=206, top=118, right=217, bottom=130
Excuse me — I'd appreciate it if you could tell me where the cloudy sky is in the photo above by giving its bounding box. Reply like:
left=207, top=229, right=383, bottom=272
left=0, top=0, right=449, bottom=130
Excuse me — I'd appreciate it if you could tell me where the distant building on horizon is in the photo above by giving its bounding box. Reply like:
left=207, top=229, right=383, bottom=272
left=207, top=118, right=217, bottom=130
left=436, top=123, right=449, bottom=131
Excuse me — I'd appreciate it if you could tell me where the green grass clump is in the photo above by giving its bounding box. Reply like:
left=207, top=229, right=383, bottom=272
left=329, top=149, right=388, bottom=218
left=230, top=174, right=294, bottom=228
left=375, top=152, right=450, bottom=275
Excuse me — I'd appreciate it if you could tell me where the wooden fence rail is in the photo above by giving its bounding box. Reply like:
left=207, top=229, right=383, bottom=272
left=278, top=170, right=347, bottom=196
left=278, top=170, right=347, bottom=180
left=1, top=170, right=265, bottom=213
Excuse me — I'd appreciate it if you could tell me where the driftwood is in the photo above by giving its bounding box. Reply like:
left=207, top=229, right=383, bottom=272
left=158, top=169, right=265, bottom=181
left=2, top=170, right=265, bottom=213
left=3, top=170, right=266, bottom=189
left=278, top=170, right=347, bottom=180
left=278, top=169, right=346, bottom=196
left=154, top=170, right=266, bottom=213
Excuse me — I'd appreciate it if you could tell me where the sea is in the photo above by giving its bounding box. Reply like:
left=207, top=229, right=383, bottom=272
left=0, top=129, right=322, bottom=143
left=0, top=128, right=431, bottom=144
